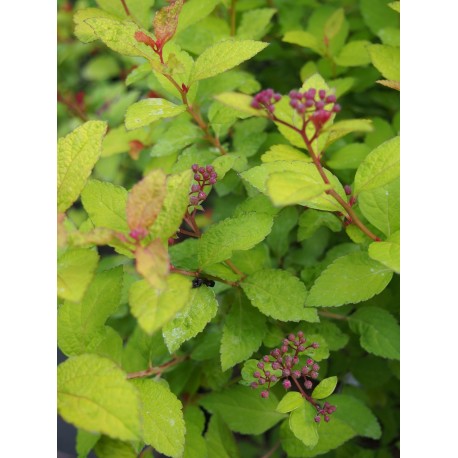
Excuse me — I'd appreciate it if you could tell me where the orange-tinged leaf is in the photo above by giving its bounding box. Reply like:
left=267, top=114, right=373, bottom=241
left=376, top=80, right=400, bottom=91
left=126, top=169, right=167, bottom=233
left=135, top=239, right=170, bottom=289
left=153, top=0, right=184, bottom=49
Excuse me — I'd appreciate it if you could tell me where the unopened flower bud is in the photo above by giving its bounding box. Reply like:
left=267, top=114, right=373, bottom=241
left=312, top=342, right=319, bottom=349
left=282, top=368, right=291, bottom=377
left=198, top=192, right=207, bottom=200
left=257, top=362, right=265, bottom=369
left=307, top=358, right=314, bottom=366
left=206, top=165, right=214, bottom=172
left=191, top=164, right=199, bottom=172
left=198, top=167, right=205, bottom=174
left=298, top=345, right=305, bottom=352
left=283, top=379, right=292, bottom=390
left=311, top=371, right=318, bottom=379
left=344, top=185, right=352, bottom=195
left=209, top=178, right=217, bottom=184
left=191, top=184, right=200, bottom=192
left=189, top=196, right=199, bottom=205
left=319, top=89, right=326, bottom=99
left=272, top=362, right=280, bottom=370
left=263, top=355, right=270, bottom=362
left=326, top=94, right=336, bottom=103
left=324, top=416, right=330, bottom=422
left=261, top=390, right=269, bottom=398
left=253, top=371, right=261, bottom=378
left=250, top=382, right=258, bottom=389
left=270, top=375, right=278, bottom=382
left=258, top=378, right=266, bottom=384
left=305, top=380, right=313, bottom=389
left=333, top=104, right=341, bottom=112
left=314, top=416, right=321, bottom=423
left=312, top=364, right=320, bottom=371
left=281, top=345, right=288, bottom=353
left=293, top=370, right=301, bottom=378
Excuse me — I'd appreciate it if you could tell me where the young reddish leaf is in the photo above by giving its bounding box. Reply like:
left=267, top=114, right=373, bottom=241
left=153, top=0, right=184, bottom=50
left=135, top=239, right=169, bottom=290
left=126, top=169, right=167, bottom=234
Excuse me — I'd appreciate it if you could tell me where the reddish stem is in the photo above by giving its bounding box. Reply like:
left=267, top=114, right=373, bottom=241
left=126, top=356, right=186, bottom=379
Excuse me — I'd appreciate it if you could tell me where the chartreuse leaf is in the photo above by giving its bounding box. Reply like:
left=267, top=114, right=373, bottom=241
left=84, top=17, right=156, bottom=60
left=82, top=180, right=129, bottom=232
left=369, top=44, right=400, bottom=81
left=267, top=171, right=332, bottom=207
left=126, top=169, right=167, bottom=232
left=125, top=99, right=187, bottom=130
left=312, top=376, right=338, bottom=399
left=163, top=286, right=218, bottom=353
left=349, top=306, right=400, bottom=359
left=205, top=413, right=240, bottom=458
left=57, top=121, right=108, bottom=212
left=76, top=429, right=100, bottom=458
left=190, top=40, right=268, bottom=83
left=334, top=40, right=371, bottom=67
left=307, top=252, right=393, bottom=307
left=177, top=0, right=220, bottom=33
left=198, top=212, right=273, bottom=267
left=368, top=230, right=400, bottom=272
left=389, top=1, right=401, bottom=12
left=360, top=0, right=399, bottom=35
left=135, top=238, right=169, bottom=289
left=358, top=177, right=400, bottom=237
left=325, top=119, right=373, bottom=148
left=93, top=437, right=136, bottom=458
left=131, top=379, right=185, bottom=458
left=241, top=269, right=318, bottom=322
left=283, top=30, right=323, bottom=55
left=326, top=143, right=371, bottom=170
left=214, top=92, right=267, bottom=117
left=74, top=8, right=120, bottom=43
left=324, top=8, right=345, bottom=40
left=261, top=144, right=311, bottom=163
left=237, top=8, right=276, bottom=40
left=149, top=170, right=193, bottom=241
left=289, top=400, right=319, bottom=448
left=183, top=406, right=208, bottom=458
left=297, top=209, right=342, bottom=241
left=57, top=248, right=99, bottom=302
left=276, top=392, right=304, bottom=414
left=57, top=354, right=141, bottom=441
left=200, top=385, right=285, bottom=435
left=242, top=161, right=347, bottom=213
left=129, top=275, right=191, bottom=334
left=220, top=290, right=267, bottom=371
left=354, top=136, right=400, bottom=194
left=58, top=267, right=123, bottom=356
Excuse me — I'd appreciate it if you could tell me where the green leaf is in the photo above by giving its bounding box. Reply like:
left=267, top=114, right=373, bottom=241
left=57, top=354, right=141, bottom=441
left=230, top=244, right=271, bottom=275
left=126, top=169, right=167, bottom=232
left=289, top=401, right=319, bottom=448
left=163, top=286, right=218, bottom=353
left=297, top=209, right=341, bottom=241
left=307, top=252, right=393, bottom=307
left=93, top=437, right=136, bottom=458
left=177, top=0, right=220, bottom=33
left=241, top=269, right=318, bottom=322
left=135, top=239, right=169, bottom=289
left=334, top=40, right=371, bottom=67
left=57, top=248, right=99, bottom=302
left=58, top=267, right=123, bottom=356
left=325, top=119, right=374, bottom=147
left=237, top=8, right=276, bottom=40
left=276, top=392, right=304, bottom=414
left=149, top=170, right=193, bottom=241
left=267, top=171, right=332, bottom=207
left=129, top=275, right=191, bottom=334
left=368, top=230, right=400, bottom=273
left=354, top=136, right=400, bottom=194
left=82, top=180, right=129, bottom=232
left=369, top=44, right=400, bottom=81
left=283, top=31, right=323, bottom=55
left=83, top=55, right=120, bottom=81
left=349, top=306, right=400, bottom=359
left=57, top=121, right=108, bottom=212
left=311, top=376, right=338, bottom=399
left=360, top=0, right=400, bottom=35
left=267, top=207, right=299, bottom=258
left=358, top=177, right=400, bottom=237
left=190, top=39, right=268, bottom=83
left=326, top=143, right=371, bottom=170
left=214, top=92, right=267, bottom=118
left=198, top=212, right=273, bottom=267
left=200, top=385, right=285, bottom=435
left=131, top=379, right=185, bottom=458
left=241, top=161, right=346, bottom=213
left=324, top=8, right=345, bottom=41
left=84, top=17, right=156, bottom=60
left=261, top=144, right=311, bottom=163
left=125, top=98, right=187, bottom=130
left=76, top=429, right=100, bottom=458
left=205, top=413, right=240, bottom=458
left=220, top=290, right=267, bottom=370
left=74, top=8, right=120, bottom=43
left=389, top=1, right=400, bottom=12
left=183, top=406, right=208, bottom=458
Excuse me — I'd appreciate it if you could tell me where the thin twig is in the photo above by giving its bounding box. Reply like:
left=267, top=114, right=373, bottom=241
left=57, top=91, right=88, bottom=122
left=319, top=310, right=348, bottom=321
left=126, top=356, right=186, bottom=379
left=230, top=0, right=237, bottom=36
left=260, top=441, right=280, bottom=458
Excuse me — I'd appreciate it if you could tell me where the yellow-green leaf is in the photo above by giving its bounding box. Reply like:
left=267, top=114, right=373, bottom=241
left=57, top=121, right=108, bottom=212
left=57, top=354, right=141, bottom=441
left=369, top=44, right=400, bottom=81
left=135, top=239, right=169, bottom=289
left=368, top=230, right=400, bottom=273
left=311, top=376, right=338, bottom=399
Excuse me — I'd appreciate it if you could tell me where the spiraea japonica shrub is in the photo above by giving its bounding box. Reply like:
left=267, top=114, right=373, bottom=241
left=57, top=0, right=400, bottom=457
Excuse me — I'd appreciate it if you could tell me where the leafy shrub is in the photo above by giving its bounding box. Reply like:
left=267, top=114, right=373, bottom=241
left=57, top=0, right=400, bottom=457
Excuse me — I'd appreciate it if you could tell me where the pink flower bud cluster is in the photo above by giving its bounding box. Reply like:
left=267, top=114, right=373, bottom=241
left=250, top=331, right=320, bottom=397
left=189, top=164, right=217, bottom=206
left=314, top=401, right=337, bottom=423
left=250, top=89, right=282, bottom=113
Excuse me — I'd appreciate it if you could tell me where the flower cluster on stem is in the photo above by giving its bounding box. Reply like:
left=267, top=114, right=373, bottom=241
left=251, top=331, right=337, bottom=422
left=189, top=164, right=217, bottom=207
